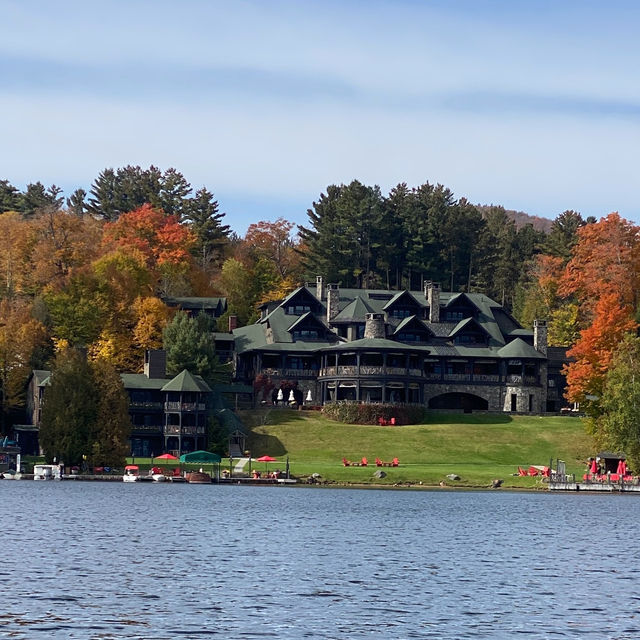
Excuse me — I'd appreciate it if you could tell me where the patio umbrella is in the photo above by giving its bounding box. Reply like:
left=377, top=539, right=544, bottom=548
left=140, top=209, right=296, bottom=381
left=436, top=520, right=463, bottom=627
left=277, top=389, right=284, bottom=403
left=288, top=389, right=295, bottom=404
left=155, top=453, right=178, bottom=471
left=306, top=389, right=312, bottom=403
left=256, top=455, right=277, bottom=473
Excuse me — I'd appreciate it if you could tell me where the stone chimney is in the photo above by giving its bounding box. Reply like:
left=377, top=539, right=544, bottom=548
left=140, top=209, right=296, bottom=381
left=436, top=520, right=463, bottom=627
left=427, top=282, right=440, bottom=323
left=144, top=349, right=166, bottom=379
left=534, top=319, right=548, bottom=356
left=316, top=275, right=324, bottom=301
left=326, top=284, right=339, bottom=323
left=364, top=313, right=386, bottom=339
left=228, top=315, right=238, bottom=332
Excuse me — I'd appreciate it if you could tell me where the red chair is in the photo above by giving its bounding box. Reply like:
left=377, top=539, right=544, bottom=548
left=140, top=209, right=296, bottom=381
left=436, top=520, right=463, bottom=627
left=375, top=458, right=383, bottom=467
left=361, top=457, right=368, bottom=467
left=391, top=457, right=399, bottom=467
left=528, top=466, right=539, bottom=476
left=518, top=466, right=528, bottom=476
left=342, top=458, right=351, bottom=467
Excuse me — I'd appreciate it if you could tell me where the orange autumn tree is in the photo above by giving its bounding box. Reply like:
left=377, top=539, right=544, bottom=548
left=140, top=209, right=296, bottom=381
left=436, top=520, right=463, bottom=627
left=559, top=212, right=640, bottom=313
left=559, top=213, right=640, bottom=410
left=102, top=204, right=196, bottom=296
left=564, top=293, right=637, bottom=409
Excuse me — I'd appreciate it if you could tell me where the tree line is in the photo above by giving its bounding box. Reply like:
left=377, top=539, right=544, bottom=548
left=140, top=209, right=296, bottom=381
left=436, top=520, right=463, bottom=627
left=3, top=166, right=637, bottom=468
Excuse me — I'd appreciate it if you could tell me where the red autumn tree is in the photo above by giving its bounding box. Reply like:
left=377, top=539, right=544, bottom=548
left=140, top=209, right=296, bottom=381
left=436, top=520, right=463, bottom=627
left=559, top=212, right=640, bottom=314
left=102, top=204, right=197, bottom=296
left=102, top=203, right=194, bottom=267
left=564, top=293, right=637, bottom=407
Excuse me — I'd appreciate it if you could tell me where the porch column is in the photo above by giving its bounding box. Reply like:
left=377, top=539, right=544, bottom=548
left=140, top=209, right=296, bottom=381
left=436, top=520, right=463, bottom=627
left=356, top=381, right=360, bottom=403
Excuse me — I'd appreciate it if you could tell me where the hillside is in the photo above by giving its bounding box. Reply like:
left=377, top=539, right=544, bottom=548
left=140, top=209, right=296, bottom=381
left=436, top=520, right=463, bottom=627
left=476, top=205, right=554, bottom=233
left=239, top=410, right=593, bottom=489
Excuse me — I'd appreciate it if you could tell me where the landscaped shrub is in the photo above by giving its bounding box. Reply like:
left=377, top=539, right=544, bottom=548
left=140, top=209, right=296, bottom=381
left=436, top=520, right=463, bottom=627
left=322, top=402, right=426, bottom=425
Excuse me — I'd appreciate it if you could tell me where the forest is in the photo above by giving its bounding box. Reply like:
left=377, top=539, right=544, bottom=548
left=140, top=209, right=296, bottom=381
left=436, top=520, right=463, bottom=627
left=1, top=166, right=640, bottom=467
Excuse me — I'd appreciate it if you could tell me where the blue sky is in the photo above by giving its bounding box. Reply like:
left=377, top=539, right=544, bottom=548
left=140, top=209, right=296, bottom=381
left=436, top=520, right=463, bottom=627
left=1, top=0, right=639, bottom=235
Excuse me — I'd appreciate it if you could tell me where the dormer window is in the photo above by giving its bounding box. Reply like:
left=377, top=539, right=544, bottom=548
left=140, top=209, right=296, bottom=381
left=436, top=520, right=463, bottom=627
left=390, top=308, right=412, bottom=319
left=446, top=311, right=464, bottom=322
left=287, top=304, right=312, bottom=315
left=293, top=328, right=320, bottom=340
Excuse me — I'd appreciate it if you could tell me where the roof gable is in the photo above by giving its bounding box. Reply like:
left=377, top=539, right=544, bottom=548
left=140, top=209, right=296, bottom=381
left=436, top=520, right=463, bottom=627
left=161, top=369, right=212, bottom=392
left=333, top=295, right=374, bottom=322
left=393, top=315, right=434, bottom=337
left=497, top=338, right=545, bottom=359
left=383, top=290, right=423, bottom=311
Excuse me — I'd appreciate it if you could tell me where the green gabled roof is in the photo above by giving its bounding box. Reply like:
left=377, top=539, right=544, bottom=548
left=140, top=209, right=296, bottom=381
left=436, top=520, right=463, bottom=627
left=121, top=373, right=168, bottom=390
left=161, top=369, right=212, bottom=392
left=321, top=337, right=432, bottom=353
left=383, top=290, right=422, bottom=311
left=288, top=311, right=325, bottom=332
left=233, top=322, right=272, bottom=353
left=497, top=338, right=545, bottom=359
left=333, top=296, right=374, bottom=322
left=393, top=315, right=433, bottom=335
left=449, top=317, right=492, bottom=339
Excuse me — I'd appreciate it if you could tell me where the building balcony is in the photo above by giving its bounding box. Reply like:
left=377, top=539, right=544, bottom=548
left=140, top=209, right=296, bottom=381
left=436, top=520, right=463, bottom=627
left=164, top=425, right=207, bottom=436
left=506, top=375, right=539, bottom=385
left=164, top=402, right=207, bottom=412
left=131, top=424, right=164, bottom=434
left=129, top=401, right=164, bottom=410
left=261, top=368, right=318, bottom=378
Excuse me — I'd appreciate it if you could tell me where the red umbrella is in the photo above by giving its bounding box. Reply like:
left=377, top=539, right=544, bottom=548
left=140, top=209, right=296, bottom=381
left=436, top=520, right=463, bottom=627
left=156, top=453, right=178, bottom=460
left=256, top=455, right=277, bottom=474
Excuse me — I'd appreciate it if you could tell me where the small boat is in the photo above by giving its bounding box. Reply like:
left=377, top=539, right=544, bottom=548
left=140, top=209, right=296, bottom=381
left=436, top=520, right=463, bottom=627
left=123, top=465, right=140, bottom=482
left=185, top=470, right=212, bottom=484
left=150, top=466, right=167, bottom=482
left=33, top=464, right=63, bottom=481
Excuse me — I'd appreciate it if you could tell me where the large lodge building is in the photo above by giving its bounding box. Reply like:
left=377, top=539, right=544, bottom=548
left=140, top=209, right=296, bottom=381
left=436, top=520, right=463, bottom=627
left=17, top=278, right=568, bottom=457
left=232, top=277, right=563, bottom=414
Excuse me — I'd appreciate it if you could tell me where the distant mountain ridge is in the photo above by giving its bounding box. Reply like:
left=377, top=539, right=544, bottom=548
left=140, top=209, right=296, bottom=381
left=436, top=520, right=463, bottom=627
left=476, top=205, right=553, bottom=233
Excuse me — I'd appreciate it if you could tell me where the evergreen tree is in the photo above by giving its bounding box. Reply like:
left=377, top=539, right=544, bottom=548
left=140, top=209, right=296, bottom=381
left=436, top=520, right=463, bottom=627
left=20, top=182, right=63, bottom=216
left=163, top=312, right=230, bottom=385
left=90, top=359, right=131, bottom=467
left=39, top=349, right=98, bottom=466
left=0, top=180, right=21, bottom=213
left=544, top=210, right=584, bottom=261
left=183, top=187, right=230, bottom=270
left=66, top=188, right=87, bottom=216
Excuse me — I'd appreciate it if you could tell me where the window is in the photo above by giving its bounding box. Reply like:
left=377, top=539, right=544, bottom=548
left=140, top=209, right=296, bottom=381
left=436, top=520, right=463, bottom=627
left=286, top=304, right=311, bottom=315
left=293, top=329, right=320, bottom=340
left=454, top=334, right=484, bottom=345
left=445, top=311, right=464, bottom=321
left=390, top=308, right=412, bottom=319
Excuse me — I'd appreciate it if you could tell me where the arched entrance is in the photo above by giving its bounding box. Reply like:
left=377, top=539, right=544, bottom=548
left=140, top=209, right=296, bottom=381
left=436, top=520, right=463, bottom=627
left=428, top=392, right=488, bottom=411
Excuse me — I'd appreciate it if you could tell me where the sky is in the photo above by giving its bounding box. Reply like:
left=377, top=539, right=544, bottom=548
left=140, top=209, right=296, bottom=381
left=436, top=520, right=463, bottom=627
left=1, top=0, right=639, bottom=235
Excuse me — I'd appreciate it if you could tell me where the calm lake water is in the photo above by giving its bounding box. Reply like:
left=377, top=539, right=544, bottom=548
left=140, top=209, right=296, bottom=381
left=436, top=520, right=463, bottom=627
left=2, top=481, right=639, bottom=639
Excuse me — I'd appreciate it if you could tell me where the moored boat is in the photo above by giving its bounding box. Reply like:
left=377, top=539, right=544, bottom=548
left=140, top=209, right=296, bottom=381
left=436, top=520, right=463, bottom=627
left=123, top=465, right=140, bottom=482
left=185, top=470, right=212, bottom=484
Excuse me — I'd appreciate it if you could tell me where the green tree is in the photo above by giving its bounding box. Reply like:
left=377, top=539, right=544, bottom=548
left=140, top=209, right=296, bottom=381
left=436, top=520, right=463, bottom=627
left=0, top=179, right=21, bottom=213
left=183, top=187, right=230, bottom=271
left=163, top=312, right=230, bottom=385
left=20, top=182, right=63, bottom=217
left=589, top=334, right=640, bottom=472
left=66, top=188, right=87, bottom=216
left=218, top=257, right=259, bottom=325
left=544, top=210, right=584, bottom=261
left=89, top=359, right=131, bottom=467
left=39, top=349, right=98, bottom=466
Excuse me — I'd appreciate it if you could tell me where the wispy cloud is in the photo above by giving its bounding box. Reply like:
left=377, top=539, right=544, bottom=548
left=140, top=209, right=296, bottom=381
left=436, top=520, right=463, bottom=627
left=1, top=0, right=639, bottom=232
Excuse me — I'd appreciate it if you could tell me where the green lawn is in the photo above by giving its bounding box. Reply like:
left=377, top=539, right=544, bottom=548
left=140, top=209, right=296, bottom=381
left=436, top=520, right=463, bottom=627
left=239, top=409, right=594, bottom=489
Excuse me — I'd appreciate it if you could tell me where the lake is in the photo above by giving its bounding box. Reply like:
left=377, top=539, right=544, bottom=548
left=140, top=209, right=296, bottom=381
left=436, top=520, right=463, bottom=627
left=2, top=481, right=639, bottom=639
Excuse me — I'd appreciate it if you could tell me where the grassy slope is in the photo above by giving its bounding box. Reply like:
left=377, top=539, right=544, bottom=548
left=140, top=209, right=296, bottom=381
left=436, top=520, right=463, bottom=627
left=240, top=409, right=594, bottom=489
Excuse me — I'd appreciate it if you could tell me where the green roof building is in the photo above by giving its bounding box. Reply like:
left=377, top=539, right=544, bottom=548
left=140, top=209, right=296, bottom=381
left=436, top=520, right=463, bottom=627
left=233, top=277, right=556, bottom=413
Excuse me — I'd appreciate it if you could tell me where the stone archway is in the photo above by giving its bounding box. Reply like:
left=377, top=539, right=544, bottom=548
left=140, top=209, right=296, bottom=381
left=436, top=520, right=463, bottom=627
left=428, top=392, right=489, bottom=411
